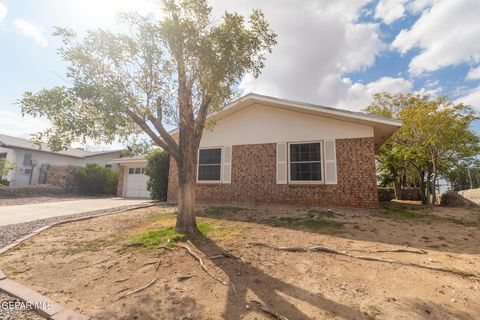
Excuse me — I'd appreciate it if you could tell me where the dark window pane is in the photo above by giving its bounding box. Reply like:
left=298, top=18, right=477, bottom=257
left=199, top=148, right=221, bottom=165
left=128, top=168, right=134, bottom=174
left=23, top=154, right=32, bottom=166
left=135, top=168, right=141, bottom=174
left=290, top=143, right=320, bottom=162
left=198, top=164, right=221, bottom=181
left=290, top=161, right=321, bottom=181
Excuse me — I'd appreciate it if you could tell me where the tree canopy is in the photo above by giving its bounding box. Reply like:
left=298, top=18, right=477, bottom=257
left=364, top=93, right=480, bottom=204
left=19, top=0, right=277, bottom=233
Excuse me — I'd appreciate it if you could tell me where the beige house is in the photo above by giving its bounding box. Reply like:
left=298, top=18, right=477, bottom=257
left=167, top=93, right=401, bottom=207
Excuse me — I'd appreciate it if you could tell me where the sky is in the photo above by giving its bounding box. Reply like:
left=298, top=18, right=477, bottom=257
left=0, top=0, right=479, bottom=150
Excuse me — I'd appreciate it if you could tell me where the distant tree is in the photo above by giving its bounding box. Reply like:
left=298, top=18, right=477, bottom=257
left=121, top=139, right=155, bottom=158
left=19, top=0, right=277, bottom=233
left=0, top=158, right=15, bottom=186
left=365, top=93, right=479, bottom=205
left=145, top=149, right=170, bottom=200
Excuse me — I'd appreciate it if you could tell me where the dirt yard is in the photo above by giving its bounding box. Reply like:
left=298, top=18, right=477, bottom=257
left=0, top=202, right=479, bottom=319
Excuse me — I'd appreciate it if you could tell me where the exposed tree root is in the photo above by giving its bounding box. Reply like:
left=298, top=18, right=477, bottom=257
left=114, top=278, right=158, bottom=301
left=249, top=242, right=479, bottom=280
left=351, top=248, right=428, bottom=254
left=177, top=274, right=195, bottom=281
left=178, top=240, right=227, bottom=286
left=74, top=257, right=112, bottom=271
left=250, top=300, right=289, bottom=320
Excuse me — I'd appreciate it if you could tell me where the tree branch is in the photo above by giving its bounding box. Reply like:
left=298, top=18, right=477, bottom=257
left=193, top=95, right=212, bottom=148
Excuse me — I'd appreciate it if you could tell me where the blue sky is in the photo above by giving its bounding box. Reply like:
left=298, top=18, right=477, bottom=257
left=0, top=0, right=479, bottom=148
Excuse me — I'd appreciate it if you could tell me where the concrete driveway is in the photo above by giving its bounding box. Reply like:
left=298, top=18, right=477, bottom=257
left=0, top=198, right=150, bottom=226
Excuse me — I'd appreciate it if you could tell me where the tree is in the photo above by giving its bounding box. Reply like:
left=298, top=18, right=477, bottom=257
left=364, top=93, right=479, bottom=205
left=0, top=158, right=15, bottom=185
left=19, top=0, right=277, bottom=233
left=121, top=139, right=155, bottom=158
left=145, top=149, right=170, bottom=200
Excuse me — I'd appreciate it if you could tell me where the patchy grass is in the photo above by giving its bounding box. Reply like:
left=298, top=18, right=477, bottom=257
left=269, top=217, right=342, bottom=229
left=368, top=305, right=383, bottom=316
left=63, top=239, right=116, bottom=256
left=201, top=206, right=246, bottom=215
left=128, top=216, right=244, bottom=250
left=378, top=207, right=480, bottom=226
left=306, top=208, right=335, bottom=218
left=378, top=207, right=434, bottom=220
left=130, top=227, right=185, bottom=248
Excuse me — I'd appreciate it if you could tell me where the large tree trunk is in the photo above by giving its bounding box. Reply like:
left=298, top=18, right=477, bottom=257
left=393, top=179, right=402, bottom=200
left=419, top=170, right=427, bottom=204
left=176, top=158, right=197, bottom=234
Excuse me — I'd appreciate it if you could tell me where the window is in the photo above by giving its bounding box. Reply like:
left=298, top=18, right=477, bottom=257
left=128, top=168, right=134, bottom=174
left=198, top=148, right=222, bottom=182
left=23, top=153, right=32, bottom=166
left=135, top=168, right=141, bottom=174
left=289, top=142, right=322, bottom=182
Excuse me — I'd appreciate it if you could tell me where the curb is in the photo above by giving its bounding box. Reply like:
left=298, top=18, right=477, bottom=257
left=0, top=202, right=159, bottom=319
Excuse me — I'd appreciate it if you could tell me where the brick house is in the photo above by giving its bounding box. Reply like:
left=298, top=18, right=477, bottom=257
left=166, top=93, right=401, bottom=208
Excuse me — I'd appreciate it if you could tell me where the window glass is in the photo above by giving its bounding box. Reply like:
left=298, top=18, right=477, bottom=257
left=141, top=168, right=145, bottom=174
left=289, top=143, right=322, bottom=181
left=23, top=154, right=32, bottom=166
left=128, top=168, right=134, bottom=174
left=135, top=168, right=141, bottom=174
left=198, top=148, right=221, bottom=181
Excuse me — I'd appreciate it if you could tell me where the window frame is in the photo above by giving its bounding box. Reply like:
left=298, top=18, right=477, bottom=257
left=197, top=146, right=223, bottom=184
left=287, top=141, right=324, bottom=184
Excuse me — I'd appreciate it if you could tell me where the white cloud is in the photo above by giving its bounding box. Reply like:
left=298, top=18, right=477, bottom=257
left=0, top=2, right=6, bottom=23
left=392, top=0, right=480, bottom=75
left=0, top=111, right=50, bottom=138
left=338, top=76, right=413, bottom=110
left=221, top=0, right=384, bottom=108
left=456, top=86, right=480, bottom=112
left=375, top=0, right=407, bottom=24
left=406, top=0, right=439, bottom=14
left=466, top=66, right=480, bottom=81
left=14, top=19, right=48, bottom=47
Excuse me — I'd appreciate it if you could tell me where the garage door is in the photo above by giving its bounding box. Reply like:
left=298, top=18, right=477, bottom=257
left=124, top=167, right=150, bottom=198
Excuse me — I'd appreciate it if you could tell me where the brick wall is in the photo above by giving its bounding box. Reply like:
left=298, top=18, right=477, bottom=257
left=167, top=137, right=379, bottom=208
left=45, top=165, right=80, bottom=188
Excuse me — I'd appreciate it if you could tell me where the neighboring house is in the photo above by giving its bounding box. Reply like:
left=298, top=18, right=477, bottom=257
left=166, top=93, right=401, bottom=208
left=0, top=134, right=122, bottom=187
left=110, top=156, right=149, bottom=198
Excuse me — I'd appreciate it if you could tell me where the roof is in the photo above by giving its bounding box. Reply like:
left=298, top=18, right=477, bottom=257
left=169, top=93, right=402, bottom=148
left=0, top=133, right=123, bottom=159
left=108, top=155, right=148, bottom=164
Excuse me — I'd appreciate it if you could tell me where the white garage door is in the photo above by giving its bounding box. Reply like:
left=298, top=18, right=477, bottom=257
left=124, top=167, right=150, bottom=198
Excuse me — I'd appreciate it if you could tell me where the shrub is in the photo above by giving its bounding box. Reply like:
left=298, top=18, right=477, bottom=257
left=0, top=179, right=9, bottom=187
left=145, top=149, right=170, bottom=200
left=75, top=164, right=118, bottom=194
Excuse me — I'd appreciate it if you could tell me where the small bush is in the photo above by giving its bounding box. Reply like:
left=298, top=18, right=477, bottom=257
left=75, top=164, right=118, bottom=194
left=0, top=179, right=9, bottom=187
left=145, top=149, right=170, bottom=200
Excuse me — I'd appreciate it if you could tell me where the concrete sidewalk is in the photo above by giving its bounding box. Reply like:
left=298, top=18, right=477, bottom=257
left=0, top=198, right=150, bottom=226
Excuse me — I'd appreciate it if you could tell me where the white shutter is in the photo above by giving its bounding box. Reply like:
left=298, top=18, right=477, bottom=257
left=324, top=140, right=337, bottom=184
left=222, top=146, right=232, bottom=183
left=276, top=143, right=287, bottom=184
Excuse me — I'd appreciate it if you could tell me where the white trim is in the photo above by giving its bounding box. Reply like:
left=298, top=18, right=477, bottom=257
left=287, top=140, right=324, bottom=184
left=169, top=93, right=402, bottom=137
left=197, top=146, right=223, bottom=184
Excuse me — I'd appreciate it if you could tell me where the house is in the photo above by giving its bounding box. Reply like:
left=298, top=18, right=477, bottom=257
left=0, top=134, right=122, bottom=187
left=166, top=93, right=401, bottom=208
left=110, top=156, right=150, bottom=198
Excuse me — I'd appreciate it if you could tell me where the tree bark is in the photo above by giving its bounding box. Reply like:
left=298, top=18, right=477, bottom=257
left=175, top=150, right=198, bottom=234
left=393, top=179, right=402, bottom=200
left=419, top=170, right=427, bottom=204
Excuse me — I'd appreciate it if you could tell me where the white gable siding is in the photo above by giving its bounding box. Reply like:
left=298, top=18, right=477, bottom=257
left=199, top=103, right=374, bottom=147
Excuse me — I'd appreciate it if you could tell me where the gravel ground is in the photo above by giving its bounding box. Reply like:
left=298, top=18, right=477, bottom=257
left=0, top=204, right=154, bottom=249
left=0, top=290, right=46, bottom=320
